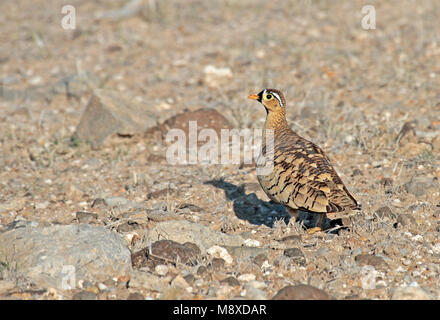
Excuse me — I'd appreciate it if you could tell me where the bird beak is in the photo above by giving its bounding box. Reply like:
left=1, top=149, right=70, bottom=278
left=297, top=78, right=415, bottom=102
left=248, top=93, right=259, bottom=100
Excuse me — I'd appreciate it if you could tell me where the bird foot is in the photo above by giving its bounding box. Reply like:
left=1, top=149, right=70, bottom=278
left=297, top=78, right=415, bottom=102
left=307, top=227, right=322, bottom=234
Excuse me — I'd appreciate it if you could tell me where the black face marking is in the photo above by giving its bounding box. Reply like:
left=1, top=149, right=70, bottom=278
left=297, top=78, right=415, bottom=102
left=257, top=90, right=265, bottom=102
left=257, top=89, right=284, bottom=107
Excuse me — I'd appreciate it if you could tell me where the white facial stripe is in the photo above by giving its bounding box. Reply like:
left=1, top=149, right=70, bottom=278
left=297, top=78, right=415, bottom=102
left=271, top=91, right=284, bottom=106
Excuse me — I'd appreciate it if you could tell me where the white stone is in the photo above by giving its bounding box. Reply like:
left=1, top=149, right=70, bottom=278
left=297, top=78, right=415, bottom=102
left=35, top=201, right=49, bottom=209
left=155, top=264, right=169, bottom=276
left=237, top=273, right=256, bottom=282
left=244, top=239, right=260, bottom=247
left=98, top=283, right=108, bottom=291
left=207, top=245, right=233, bottom=265
left=203, top=65, right=232, bottom=77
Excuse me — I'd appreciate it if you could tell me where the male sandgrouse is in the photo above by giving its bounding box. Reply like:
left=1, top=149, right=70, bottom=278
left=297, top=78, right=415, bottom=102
left=248, top=89, right=360, bottom=233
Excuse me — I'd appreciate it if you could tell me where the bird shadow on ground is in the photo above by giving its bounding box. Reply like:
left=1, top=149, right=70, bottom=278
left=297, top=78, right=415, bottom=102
left=205, top=179, right=346, bottom=233
left=205, top=179, right=292, bottom=228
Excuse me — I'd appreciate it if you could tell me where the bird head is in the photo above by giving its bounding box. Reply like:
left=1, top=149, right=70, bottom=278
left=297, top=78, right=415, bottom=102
left=248, top=88, right=286, bottom=113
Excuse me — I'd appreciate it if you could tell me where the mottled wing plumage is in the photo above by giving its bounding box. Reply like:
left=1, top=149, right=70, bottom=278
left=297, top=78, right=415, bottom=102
left=258, top=129, right=359, bottom=214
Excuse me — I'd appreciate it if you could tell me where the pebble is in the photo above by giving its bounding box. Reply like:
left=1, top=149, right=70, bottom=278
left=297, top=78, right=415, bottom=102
left=397, top=214, right=416, bottom=227
left=171, top=275, right=189, bottom=289
left=252, top=254, right=268, bottom=267
left=360, top=266, right=380, bottom=290
left=155, top=264, right=169, bottom=276
left=76, top=211, right=98, bottom=223
left=149, top=240, right=201, bottom=266
left=355, top=254, right=388, bottom=271
left=403, top=177, right=438, bottom=197
left=97, top=283, right=108, bottom=291
left=207, top=246, right=233, bottom=265
left=0, top=280, right=15, bottom=292
left=207, top=286, right=217, bottom=297
left=220, top=277, right=240, bottom=287
left=217, top=285, right=233, bottom=297
left=152, top=201, right=168, bottom=211
left=197, top=265, right=208, bottom=275
left=183, top=274, right=196, bottom=284
left=203, top=65, right=232, bottom=77
left=244, top=239, right=261, bottom=247
left=274, top=255, right=291, bottom=269
left=35, top=201, right=49, bottom=209
left=280, top=235, right=302, bottom=242
left=431, top=243, right=440, bottom=255
left=210, top=258, right=226, bottom=270
left=237, top=273, right=256, bottom=282
left=102, top=196, right=130, bottom=208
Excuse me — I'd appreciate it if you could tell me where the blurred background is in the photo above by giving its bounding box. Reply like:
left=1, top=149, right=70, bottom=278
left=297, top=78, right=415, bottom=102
left=2, top=0, right=440, bottom=137
left=1, top=0, right=440, bottom=300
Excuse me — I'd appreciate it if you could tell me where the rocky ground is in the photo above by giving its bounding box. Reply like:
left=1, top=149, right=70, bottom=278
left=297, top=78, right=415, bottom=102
left=1, top=0, right=440, bottom=300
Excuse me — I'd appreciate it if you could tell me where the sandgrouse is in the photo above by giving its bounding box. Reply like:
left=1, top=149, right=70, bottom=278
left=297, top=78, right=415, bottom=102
left=248, top=89, right=360, bottom=233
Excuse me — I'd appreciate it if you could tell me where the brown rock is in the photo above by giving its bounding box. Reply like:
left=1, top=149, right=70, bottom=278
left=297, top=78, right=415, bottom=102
left=280, top=235, right=302, bottom=243
left=75, top=211, right=98, bottom=223
left=379, top=178, right=393, bottom=188
left=272, top=285, right=332, bottom=300
left=210, top=258, right=225, bottom=270
left=131, top=248, right=149, bottom=269
left=183, top=274, right=196, bottom=284
left=149, top=240, right=201, bottom=266
left=127, top=292, right=144, bottom=300
left=355, top=254, right=388, bottom=271
left=197, top=266, right=208, bottom=276
left=159, top=108, right=232, bottom=145
left=220, top=276, right=240, bottom=287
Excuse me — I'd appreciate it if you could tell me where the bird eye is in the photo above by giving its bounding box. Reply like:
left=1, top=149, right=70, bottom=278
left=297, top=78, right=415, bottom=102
left=266, top=94, right=272, bottom=99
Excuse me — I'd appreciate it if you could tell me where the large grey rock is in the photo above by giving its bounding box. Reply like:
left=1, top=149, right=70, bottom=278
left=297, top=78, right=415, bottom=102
left=74, top=89, right=158, bottom=148
left=0, top=224, right=132, bottom=290
left=145, top=220, right=245, bottom=253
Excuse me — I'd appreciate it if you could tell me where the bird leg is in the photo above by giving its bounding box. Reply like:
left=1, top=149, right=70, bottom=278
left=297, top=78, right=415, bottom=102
left=286, top=207, right=298, bottom=224
left=307, top=213, right=325, bottom=234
